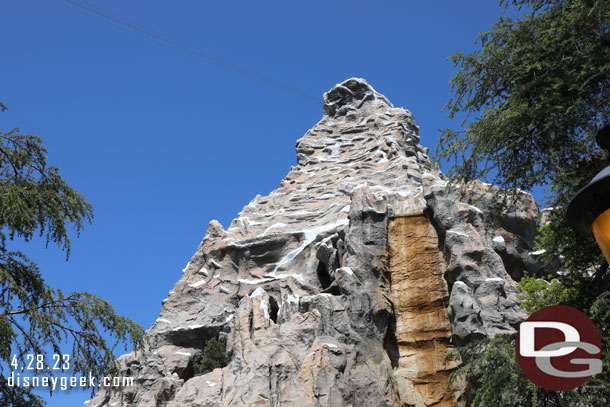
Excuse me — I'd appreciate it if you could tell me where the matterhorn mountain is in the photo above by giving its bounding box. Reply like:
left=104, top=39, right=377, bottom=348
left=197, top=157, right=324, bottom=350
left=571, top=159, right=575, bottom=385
left=87, top=78, right=541, bottom=407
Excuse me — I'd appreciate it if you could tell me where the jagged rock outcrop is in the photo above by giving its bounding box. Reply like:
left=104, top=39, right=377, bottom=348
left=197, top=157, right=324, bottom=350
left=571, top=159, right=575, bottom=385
left=86, top=78, right=539, bottom=407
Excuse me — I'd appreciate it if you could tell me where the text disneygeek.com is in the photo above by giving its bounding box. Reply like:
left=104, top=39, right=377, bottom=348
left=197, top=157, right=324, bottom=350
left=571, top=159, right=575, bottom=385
left=6, top=353, right=133, bottom=391
left=6, top=372, right=134, bottom=391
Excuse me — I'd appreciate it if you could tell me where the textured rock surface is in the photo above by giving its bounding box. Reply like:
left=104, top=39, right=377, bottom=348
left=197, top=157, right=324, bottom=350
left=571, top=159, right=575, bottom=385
left=387, top=213, right=462, bottom=407
left=87, top=78, right=537, bottom=407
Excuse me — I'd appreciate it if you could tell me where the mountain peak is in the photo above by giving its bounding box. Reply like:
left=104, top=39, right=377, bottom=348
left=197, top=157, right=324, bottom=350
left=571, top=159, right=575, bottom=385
left=323, top=78, right=393, bottom=118
left=87, top=79, right=541, bottom=407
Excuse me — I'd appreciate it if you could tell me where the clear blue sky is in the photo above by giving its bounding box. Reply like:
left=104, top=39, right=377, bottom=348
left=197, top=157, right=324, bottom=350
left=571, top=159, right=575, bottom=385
left=1, top=1, right=524, bottom=405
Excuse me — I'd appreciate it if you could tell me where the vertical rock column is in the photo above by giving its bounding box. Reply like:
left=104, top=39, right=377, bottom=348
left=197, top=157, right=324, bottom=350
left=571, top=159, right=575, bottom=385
left=388, top=212, right=461, bottom=407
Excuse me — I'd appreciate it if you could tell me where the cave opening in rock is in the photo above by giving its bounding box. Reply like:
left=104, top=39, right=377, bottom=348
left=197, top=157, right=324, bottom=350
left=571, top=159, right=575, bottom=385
left=383, top=314, right=399, bottom=369
left=326, top=284, right=341, bottom=296
left=178, top=360, right=195, bottom=381
left=165, top=326, right=230, bottom=383
left=249, top=308, right=254, bottom=340
left=268, top=296, right=279, bottom=324
left=316, top=261, right=333, bottom=290
left=181, top=336, right=228, bottom=382
left=165, top=326, right=217, bottom=349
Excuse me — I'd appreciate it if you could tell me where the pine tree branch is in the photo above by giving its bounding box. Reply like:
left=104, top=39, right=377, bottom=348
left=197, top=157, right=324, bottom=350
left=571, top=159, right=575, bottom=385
left=1, top=296, right=79, bottom=317
left=6, top=315, right=43, bottom=355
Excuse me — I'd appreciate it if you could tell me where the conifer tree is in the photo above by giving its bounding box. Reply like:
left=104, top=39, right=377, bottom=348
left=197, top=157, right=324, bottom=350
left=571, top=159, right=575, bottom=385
left=440, top=1, right=610, bottom=405
left=193, top=338, right=227, bottom=377
left=0, top=102, right=143, bottom=407
left=440, top=0, right=610, bottom=272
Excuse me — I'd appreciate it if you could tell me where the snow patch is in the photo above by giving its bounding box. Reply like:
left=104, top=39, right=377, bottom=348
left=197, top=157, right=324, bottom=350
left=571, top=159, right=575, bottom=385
left=260, top=298, right=269, bottom=320
left=318, top=193, right=336, bottom=200
left=292, top=273, right=306, bottom=283
left=218, top=285, right=230, bottom=294
left=189, top=280, right=207, bottom=288
left=447, top=230, right=469, bottom=238
left=465, top=203, right=483, bottom=214
left=271, top=273, right=305, bottom=283
left=181, top=261, right=191, bottom=274
left=238, top=277, right=276, bottom=285
left=329, top=143, right=340, bottom=157
left=485, top=277, right=504, bottom=282
left=262, top=222, right=287, bottom=236
left=250, top=287, right=266, bottom=298
left=492, top=236, right=505, bottom=243
left=287, top=210, right=316, bottom=218
left=339, top=204, right=351, bottom=213
left=338, top=267, right=354, bottom=275
left=175, top=352, right=192, bottom=357
left=286, top=294, right=299, bottom=305
left=156, top=318, right=171, bottom=325
left=378, top=150, right=388, bottom=162
left=268, top=218, right=349, bottom=275
left=367, top=183, right=413, bottom=199
left=197, top=267, right=209, bottom=276
left=530, top=249, right=546, bottom=256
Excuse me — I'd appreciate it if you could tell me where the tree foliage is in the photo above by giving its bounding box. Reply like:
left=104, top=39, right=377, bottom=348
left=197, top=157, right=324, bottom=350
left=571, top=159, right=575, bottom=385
left=439, top=0, right=610, bottom=272
left=517, top=272, right=580, bottom=313
left=450, top=273, right=610, bottom=406
left=519, top=271, right=610, bottom=400
left=440, top=0, right=609, bottom=194
left=193, top=338, right=227, bottom=377
left=440, top=0, right=610, bottom=405
left=448, top=335, right=534, bottom=407
left=0, top=103, right=143, bottom=406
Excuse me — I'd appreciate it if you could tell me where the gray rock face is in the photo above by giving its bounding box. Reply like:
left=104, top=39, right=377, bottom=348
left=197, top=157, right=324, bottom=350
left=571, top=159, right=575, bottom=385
left=86, top=78, right=537, bottom=407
